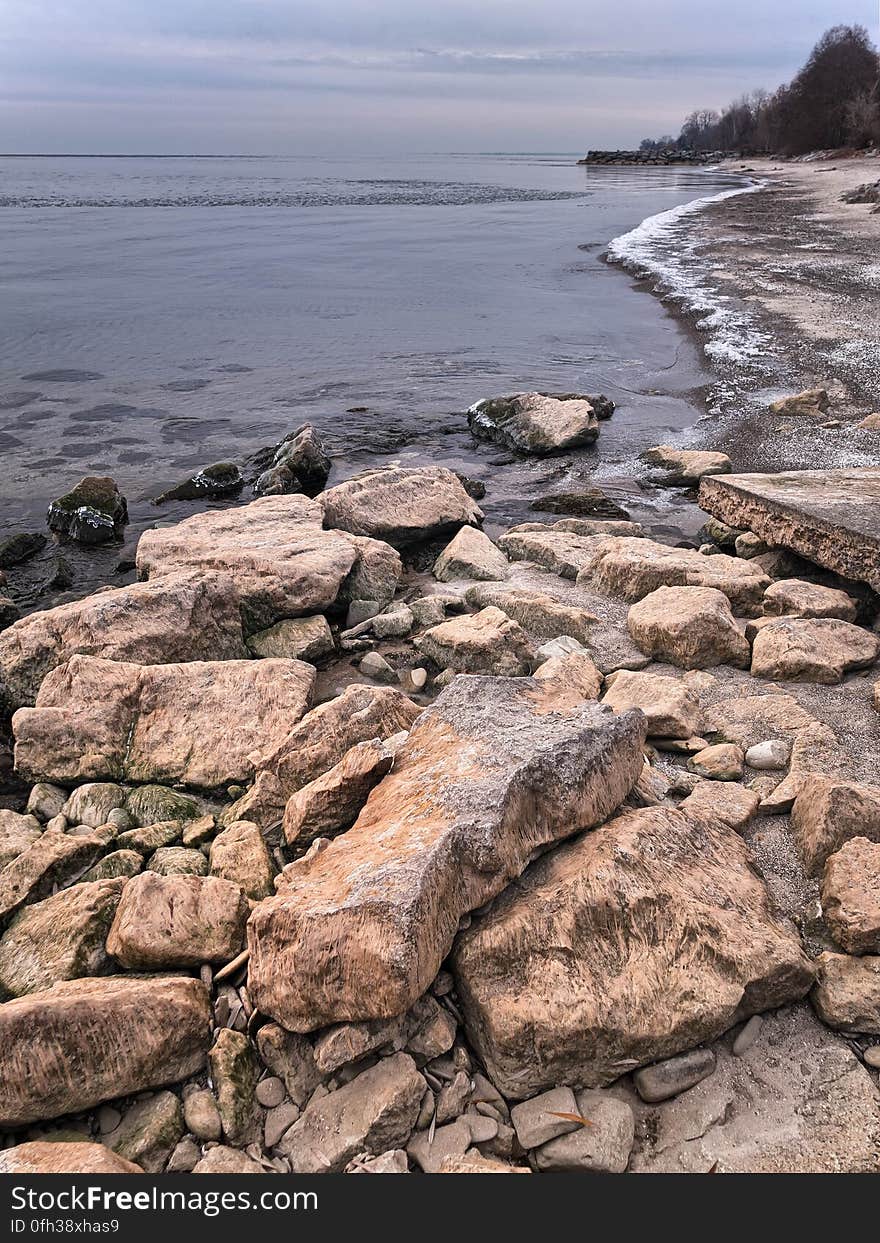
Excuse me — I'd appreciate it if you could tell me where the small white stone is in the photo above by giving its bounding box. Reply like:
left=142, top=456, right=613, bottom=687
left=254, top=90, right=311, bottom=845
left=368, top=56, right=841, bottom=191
left=733, top=1014, right=764, bottom=1056
left=745, top=740, right=790, bottom=771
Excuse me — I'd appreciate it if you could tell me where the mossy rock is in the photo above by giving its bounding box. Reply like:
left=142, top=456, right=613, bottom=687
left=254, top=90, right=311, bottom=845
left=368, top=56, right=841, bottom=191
left=125, top=785, right=200, bottom=827
left=47, top=476, right=128, bottom=545
left=81, top=849, right=143, bottom=882
left=154, top=462, right=243, bottom=504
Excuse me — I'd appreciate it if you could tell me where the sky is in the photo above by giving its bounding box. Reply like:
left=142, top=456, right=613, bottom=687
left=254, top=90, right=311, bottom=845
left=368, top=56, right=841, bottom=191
left=1, top=1, right=878, bottom=154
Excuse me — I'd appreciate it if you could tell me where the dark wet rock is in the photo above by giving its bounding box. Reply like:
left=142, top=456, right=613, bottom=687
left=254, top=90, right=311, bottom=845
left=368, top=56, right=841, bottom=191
left=22, top=370, right=104, bottom=383
left=47, top=476, right=127, bottom=545
left=252, top=424, right=331, bottom=498
left=0, top=532, right=47, bottom=569
left=0, top=597, right=20, bottom=631
left=455, top=473, right=486, bottom=500
left=529, top=489, right=630, bottom=520
left=154, top=462, right=243, bottom=504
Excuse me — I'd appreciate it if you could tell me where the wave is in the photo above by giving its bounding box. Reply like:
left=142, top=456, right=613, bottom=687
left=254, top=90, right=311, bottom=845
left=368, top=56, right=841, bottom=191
left=0, top=181, right=589, bottom=210
left=606, top=179, right=773, bottom=371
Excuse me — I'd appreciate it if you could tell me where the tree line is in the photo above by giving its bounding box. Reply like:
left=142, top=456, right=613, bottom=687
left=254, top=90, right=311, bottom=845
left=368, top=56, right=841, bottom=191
left=640, top=24, right=880, bottom=157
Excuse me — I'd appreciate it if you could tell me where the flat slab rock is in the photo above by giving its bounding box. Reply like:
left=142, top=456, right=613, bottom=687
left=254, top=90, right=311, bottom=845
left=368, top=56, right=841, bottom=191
left=136, top=494, right=399, bottom=631
left=248, top=674, right=647, bottom=1032
left=0, top=570, right=247, bottom=710
left=699, top=469, right=880, bottom=593
left=629, top=1004, right=880, bottom=1173
left=453, top=805, right=814, bottom=1099
left=0, top=975, right=211, bottom=1127
left=750, top=617, right=880, bottom=684
left=12, top=654, right=315, bottom=790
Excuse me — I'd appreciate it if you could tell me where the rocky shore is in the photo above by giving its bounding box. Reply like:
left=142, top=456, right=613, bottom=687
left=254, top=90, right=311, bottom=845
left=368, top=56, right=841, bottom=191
left=0, top=379, right=879, bottom=1176
left=1, top=161, right=880, bottom=1174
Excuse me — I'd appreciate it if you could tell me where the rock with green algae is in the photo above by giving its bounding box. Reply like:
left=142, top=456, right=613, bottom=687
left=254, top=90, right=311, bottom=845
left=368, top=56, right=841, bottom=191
left=47, top=476, right=127, bottom=545
left=0, top=877, right=126, bottom=997
left=209, top=1028, right=262, bottom=1145
left=105, top=1091, right=184, bottom=1173
left=154, top=462, right=243, bottom=504
left=124, top=785, right=201, bottom=827
left=146, top=846, right=208, bottom=876
left=81, top=849, right=143, bottom=882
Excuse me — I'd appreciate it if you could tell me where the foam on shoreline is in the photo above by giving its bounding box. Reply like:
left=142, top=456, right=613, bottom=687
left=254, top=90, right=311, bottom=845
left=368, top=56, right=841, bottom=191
left=606, top=179, right=773, bottom=373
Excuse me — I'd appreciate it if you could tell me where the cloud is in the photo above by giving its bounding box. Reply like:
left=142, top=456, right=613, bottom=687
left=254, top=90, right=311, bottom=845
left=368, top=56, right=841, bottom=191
left=0, top=1, right=875, bottom=151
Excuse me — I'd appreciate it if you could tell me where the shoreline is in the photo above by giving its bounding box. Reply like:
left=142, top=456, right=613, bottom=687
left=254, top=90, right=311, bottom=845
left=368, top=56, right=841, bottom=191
left=612, top=155, right=880, bottom=475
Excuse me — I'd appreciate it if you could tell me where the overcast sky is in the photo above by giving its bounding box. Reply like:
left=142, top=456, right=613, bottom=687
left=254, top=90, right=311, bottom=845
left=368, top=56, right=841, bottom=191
left=1, top=1, right=878, bottom=154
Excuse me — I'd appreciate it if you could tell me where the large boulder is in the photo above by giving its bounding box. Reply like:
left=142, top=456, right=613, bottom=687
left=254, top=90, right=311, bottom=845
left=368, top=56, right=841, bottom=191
left=228, top=684, right=421, bottom=829
left=12, top=655, right=315, bottom=790
left=0, top=571, right=247, bottom=710
left=248, top=675, right=646, bottom=1031
left=0, top=877, right=126, bottom=996
left=791, top=775, right=880, bottom=874
left=320, top=466, right=482, bottom=548
left=0, top=975, right=211, bottom=1127
left=627, top=585, right=750, bottom=669
left=136, top=494, right=395, bottom=631
left=601, top=669, right=702, bottom=740
left=821, top=838, right=880, bottom=954
left=575, top=536, right=769, bottom=614
left=453, top=806, right=814, bottom=1098
left=497, top=527, right=613, bottom=579
left=0, top=1141, right=143, bottom=1175
left=467, top=393, right=599, bottom=455
left=106, top=872, right=249, bottom=968
left=750, top=617, right=880, bottom=683
left=414, top=607, right=537, bottom=676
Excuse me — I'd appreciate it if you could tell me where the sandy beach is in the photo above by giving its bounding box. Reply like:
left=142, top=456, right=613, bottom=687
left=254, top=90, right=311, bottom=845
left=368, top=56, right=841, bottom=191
left=655, top=154, right=880, bottom=470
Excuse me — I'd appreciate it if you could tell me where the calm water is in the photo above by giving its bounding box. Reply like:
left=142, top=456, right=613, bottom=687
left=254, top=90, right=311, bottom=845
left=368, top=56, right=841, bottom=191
left=0, top=153, right=744, bottom=605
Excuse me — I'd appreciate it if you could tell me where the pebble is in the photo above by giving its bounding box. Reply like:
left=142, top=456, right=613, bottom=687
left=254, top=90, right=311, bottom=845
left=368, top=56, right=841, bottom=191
left=166, top=1137, right=200, bottom=1173
left=255, top=1076, right=286, bottom=1108
left=264, top=1102, right=300, bottom=1149
left=864, top=1046, right=880, bottom=1070
left=97, top=1106, right=122, bottom=1135
left=435, top=1071, right=471, bottom=1124
left=410, top=667, right=428, bottom=690
left=633, top=1047, right=717, bottom=1103
left=45, top=814, right=68, bottom=833
left=511, top=1087, right=579, bottom=1150
left=745, top=740, right=790, bottom=771
left=733, top=1014, right=764, bottom=1056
